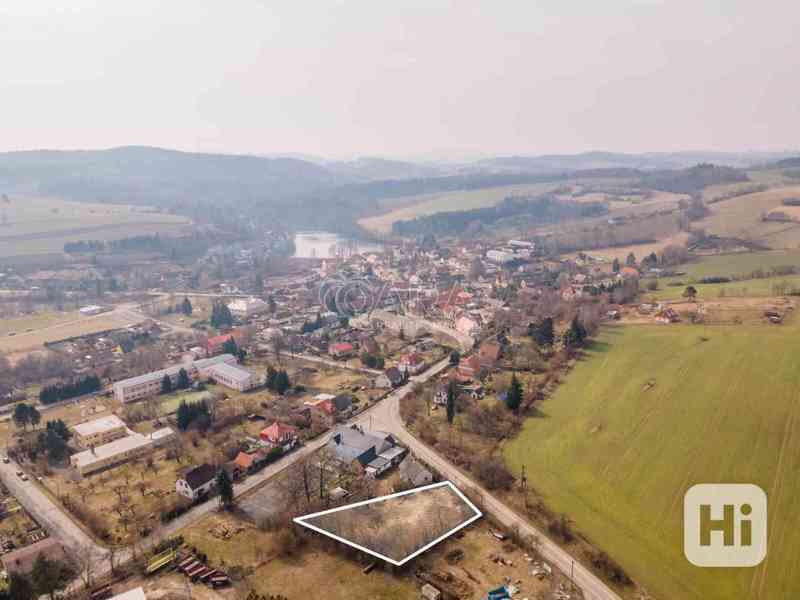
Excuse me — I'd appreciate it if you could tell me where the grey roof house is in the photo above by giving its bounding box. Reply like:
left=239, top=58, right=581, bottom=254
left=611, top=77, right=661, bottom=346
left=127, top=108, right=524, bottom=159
left=327, top=425, right=406, bottom=477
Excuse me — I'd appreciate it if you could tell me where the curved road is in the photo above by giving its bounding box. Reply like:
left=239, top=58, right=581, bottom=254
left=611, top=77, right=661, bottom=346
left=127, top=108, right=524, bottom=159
left=356, top=366, right=622, bottom=600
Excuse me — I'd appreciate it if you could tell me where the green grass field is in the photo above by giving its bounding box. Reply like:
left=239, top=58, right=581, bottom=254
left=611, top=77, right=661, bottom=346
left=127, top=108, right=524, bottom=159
left=357, top=177, right=637, bottom=234
left=504, top=323, right=800, bottom=600
left=678, top=251, right=800, bottom=279
left=0, top=197, right=190, bottom=257
left=646, top=275, right=800, bottom=301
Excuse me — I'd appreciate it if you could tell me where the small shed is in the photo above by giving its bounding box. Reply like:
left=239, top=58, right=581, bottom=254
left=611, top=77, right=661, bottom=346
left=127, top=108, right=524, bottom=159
left=421, top=583, right=441, bottom=600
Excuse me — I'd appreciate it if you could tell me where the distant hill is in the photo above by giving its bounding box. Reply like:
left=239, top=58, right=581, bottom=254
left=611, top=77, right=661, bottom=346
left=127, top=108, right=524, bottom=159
left=0, top=146, right=368, bottom=232
left=768, top=156, right=800, bottom=169
left=0, top=146, right=782, bottom=235
left=323, top=157, right=447, bottom=182
left=473, top=151, right=799, bottom=173
left=0, top=145, right=339, bottom=205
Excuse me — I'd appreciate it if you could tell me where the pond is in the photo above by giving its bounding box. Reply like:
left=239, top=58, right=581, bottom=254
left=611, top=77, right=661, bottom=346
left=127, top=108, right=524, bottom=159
left=292, top=231, right=383, bottom=259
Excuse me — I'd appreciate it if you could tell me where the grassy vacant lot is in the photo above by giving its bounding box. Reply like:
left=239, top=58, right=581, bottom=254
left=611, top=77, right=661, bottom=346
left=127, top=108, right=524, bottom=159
left=302, top=483, right=478, bottom=563
left=504, top=323, right=800, bottom=600
left=0, top=197, right=190, bottom=257
left=0, top=311, right=81, bottom=337
left=182, top=512, right=417, bottom=600
left=0, top=311, right=139, bottom=354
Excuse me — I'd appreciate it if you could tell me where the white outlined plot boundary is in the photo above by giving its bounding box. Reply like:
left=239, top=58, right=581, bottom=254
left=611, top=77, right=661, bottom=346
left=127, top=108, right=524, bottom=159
left=293, top=480, right=483, bottom=566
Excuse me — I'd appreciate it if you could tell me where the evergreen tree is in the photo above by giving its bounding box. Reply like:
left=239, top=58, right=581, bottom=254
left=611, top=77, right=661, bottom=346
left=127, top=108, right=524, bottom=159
left=210, top=302, right=234, bottom=328
left=161, top=374, right=173, bottom=394
left=267, top=295, right=277, bottom=314
left=45, top=420, right=71, bottom=441
left=506, top=374, right=523, bottom=412
left=449, top=351, right=461, bottom=366
left=176, top=399, right=211, bottom=431
left=222, top=336, right=238, bottom=356
left=626, top=252, right=637, bottom=267
left=176, top=401, right=191, bottom=431
left=28, top=406, right=41, bottom=429
left=266, top=365, right=277, bottom=390
left=237, top=348, right=247, bottom=364
left=9, top=572, right=35, bottom=600
left=13, top=403, right=31, bottom=430
left=274, top=370, right=290, bottom=395
left=216, top=469, right=235, bottom=509
left=181, top=297, right=193, bottom=316
left=531, top=317, right=555, bottom=347
left=446, top=380, right=458, bottom=424
left=38, top=429, right=68, bottom=463
left=612, top=258, right=621, bottom=273
left=563, top=316, right=588, bottom=348
left=177, top=368, right=191, bottom=390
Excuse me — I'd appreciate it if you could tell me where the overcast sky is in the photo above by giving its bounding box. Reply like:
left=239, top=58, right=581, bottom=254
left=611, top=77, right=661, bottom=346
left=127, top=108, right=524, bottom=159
left=1, top=1, right=798, bottom=159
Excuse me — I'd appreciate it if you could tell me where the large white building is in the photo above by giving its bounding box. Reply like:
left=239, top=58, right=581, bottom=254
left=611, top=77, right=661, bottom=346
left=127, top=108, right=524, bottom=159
left=227, top=297, right=269, bottom=319
left=73, top=415, right=128, bottom=448
left=112, top=354, right=237, bottom=403
left=70, top=428, right=175, bottom=475
left=203, top=362, right=256, bottom=392
left=486, top=250, right=515, bottom=264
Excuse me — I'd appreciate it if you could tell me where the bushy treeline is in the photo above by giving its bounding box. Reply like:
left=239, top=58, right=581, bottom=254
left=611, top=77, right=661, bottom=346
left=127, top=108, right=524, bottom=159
left=39, top=374, right=102, bottom=404
left=639, top=163, right=748, bottom=194
left=64, top=233, right=169, bottom=253
left=392, top=195, right=608, bottom=236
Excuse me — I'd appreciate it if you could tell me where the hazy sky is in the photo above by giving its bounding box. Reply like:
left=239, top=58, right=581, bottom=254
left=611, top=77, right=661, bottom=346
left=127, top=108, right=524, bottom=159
left=2, top=1, right=798, bottom=159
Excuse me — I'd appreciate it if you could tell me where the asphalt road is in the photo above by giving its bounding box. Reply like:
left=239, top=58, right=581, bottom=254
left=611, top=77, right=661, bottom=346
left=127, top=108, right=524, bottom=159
left=1, top=355, right=620, bottom=599
left=350, top=362, right=623, bottom=600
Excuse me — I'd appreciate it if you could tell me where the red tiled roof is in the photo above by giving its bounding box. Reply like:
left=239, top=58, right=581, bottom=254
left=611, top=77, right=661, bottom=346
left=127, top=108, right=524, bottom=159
left=234, top=452, right=254, bottom=470
left=400, top=352, right=423, bottom=365
left=260, top=421, right=298, bottom=442
left=207, top=330, right=245, bottom=349
left=316, top=399, right=335, bottom=415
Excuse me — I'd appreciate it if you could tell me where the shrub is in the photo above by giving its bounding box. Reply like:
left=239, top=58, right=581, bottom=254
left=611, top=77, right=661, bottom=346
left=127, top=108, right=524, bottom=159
left=474, top=457, right=514, bottom=491
left=590, top=550, right=633, bottom=586
left=547, top=514, right=575, bottom=543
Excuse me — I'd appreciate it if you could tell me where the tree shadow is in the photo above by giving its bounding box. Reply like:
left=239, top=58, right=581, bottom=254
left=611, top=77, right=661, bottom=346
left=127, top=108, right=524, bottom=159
left=526, top=405, right=549, bottom=419
left=585, top=340, right=612, bottom=354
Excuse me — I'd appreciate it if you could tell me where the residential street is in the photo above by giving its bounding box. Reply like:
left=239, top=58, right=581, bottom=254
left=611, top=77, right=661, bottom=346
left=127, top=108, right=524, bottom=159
left=350, top=360, right=623, bottom=600
left=0, top=356, right=619, bottom=600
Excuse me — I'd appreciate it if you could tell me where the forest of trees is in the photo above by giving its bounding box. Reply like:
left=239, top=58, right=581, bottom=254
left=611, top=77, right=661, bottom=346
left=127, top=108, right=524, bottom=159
left=392, top=195, right=608, bottom=236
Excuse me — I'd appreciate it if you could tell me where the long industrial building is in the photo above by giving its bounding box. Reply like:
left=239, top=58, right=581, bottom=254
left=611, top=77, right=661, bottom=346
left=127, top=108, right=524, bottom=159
left=112, top=354, right=239, bottom=403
